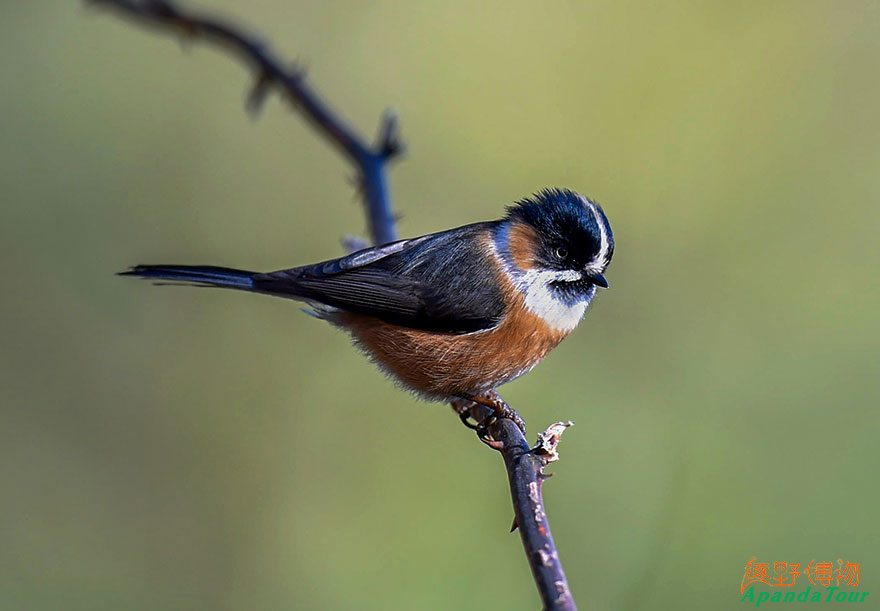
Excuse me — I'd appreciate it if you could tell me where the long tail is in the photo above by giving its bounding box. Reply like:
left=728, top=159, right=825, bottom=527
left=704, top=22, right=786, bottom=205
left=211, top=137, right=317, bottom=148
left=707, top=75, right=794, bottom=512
left=119, top=265, right=256, bottom=290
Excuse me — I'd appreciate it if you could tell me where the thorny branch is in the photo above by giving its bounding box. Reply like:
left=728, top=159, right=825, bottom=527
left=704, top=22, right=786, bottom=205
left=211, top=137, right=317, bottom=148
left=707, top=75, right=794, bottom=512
left=94, top=1, right=577, bottom=608
left=90, top=0, right=400, bottom=245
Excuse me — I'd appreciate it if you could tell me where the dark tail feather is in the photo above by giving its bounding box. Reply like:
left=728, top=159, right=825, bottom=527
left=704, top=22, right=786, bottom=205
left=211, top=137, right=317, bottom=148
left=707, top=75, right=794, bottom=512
left=119, top=265, right=256, bottom=290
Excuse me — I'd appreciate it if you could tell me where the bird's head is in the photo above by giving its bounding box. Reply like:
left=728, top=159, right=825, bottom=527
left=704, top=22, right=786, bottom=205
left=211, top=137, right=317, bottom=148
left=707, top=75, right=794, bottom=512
left=499, top=188, right=614, bottom=305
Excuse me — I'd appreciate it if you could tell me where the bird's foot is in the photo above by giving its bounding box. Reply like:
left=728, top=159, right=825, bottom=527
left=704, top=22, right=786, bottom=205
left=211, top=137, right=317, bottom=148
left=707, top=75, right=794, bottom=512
left=458, top=391, right=527, bottom=436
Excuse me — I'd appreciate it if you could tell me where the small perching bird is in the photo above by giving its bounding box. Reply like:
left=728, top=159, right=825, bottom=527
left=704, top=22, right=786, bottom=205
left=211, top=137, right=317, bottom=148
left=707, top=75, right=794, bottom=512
left=121, top=188, right=614, bottom=431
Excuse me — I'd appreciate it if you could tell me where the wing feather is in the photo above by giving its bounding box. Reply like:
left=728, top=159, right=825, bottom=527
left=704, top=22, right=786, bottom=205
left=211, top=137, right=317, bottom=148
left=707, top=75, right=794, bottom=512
left=253, top=224, right=505, bottom=333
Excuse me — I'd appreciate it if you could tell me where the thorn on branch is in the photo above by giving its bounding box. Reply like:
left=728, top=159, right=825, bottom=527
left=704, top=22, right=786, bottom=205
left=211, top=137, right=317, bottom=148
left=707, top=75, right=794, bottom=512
left=177, top=19, right=200, bottom=44
left=246, top=71, right=273, bottom=117
left=376, top=108, right=404, bottom=160
left=347, top=172, right=366, bottom=197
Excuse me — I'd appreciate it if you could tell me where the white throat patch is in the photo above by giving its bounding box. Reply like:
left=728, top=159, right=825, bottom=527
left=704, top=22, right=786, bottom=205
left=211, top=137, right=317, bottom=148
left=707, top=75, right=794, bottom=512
left=487, top=238, right=591, bottom=334
left=517, top=270, right=589, bottom=333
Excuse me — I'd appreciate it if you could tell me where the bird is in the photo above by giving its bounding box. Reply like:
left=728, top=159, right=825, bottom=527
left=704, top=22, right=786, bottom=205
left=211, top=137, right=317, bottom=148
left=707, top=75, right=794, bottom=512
left=120, top=188, right=614, bottom=434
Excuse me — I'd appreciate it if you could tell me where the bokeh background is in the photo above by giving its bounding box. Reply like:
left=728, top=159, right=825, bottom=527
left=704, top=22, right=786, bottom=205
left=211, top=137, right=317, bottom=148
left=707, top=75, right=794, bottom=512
left=2, top=2, right=879, bottom=609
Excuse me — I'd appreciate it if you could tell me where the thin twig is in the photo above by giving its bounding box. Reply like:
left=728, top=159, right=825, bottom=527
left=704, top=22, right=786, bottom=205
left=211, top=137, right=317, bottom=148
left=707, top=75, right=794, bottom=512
left=90, top=0, right=399, bottom=245
left=93, top=2, right=577, bottom=608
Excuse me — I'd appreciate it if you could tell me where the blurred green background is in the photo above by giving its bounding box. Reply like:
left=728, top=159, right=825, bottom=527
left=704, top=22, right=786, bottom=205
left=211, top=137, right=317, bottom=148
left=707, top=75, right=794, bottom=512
left=2, top=2, right=879, bottom=609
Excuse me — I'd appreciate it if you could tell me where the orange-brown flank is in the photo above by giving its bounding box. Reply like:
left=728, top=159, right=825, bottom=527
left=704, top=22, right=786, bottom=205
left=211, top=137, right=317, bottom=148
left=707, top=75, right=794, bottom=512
left=330, top=234, right=570, bottom=399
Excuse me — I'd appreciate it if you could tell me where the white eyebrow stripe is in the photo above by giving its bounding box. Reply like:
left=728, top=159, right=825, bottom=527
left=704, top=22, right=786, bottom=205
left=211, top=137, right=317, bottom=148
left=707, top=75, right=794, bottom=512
left=586, top=202, right=611, bottom=272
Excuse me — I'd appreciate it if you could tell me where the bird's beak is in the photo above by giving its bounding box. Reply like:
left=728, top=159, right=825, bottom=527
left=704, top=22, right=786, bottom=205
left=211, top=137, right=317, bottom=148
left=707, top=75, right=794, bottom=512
left=587, top=273, right=609, bottom=288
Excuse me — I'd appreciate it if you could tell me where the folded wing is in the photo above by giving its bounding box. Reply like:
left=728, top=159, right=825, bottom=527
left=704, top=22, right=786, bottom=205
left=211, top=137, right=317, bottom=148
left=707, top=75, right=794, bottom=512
left=254, top=223, right=505, bottom=333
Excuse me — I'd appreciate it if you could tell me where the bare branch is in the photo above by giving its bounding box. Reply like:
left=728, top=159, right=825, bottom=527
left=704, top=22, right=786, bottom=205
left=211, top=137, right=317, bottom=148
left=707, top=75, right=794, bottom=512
left=90, top=0, right=399, bottom=245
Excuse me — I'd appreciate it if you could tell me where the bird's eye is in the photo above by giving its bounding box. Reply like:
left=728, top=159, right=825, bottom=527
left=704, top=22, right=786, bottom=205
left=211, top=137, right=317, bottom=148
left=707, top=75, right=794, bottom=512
left=554, top=246, right=568, bottom=259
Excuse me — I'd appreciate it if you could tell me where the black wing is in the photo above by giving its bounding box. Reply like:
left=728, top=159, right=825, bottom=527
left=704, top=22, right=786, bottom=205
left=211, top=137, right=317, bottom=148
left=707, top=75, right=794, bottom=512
left=253, top=222, right=506, bottom=333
